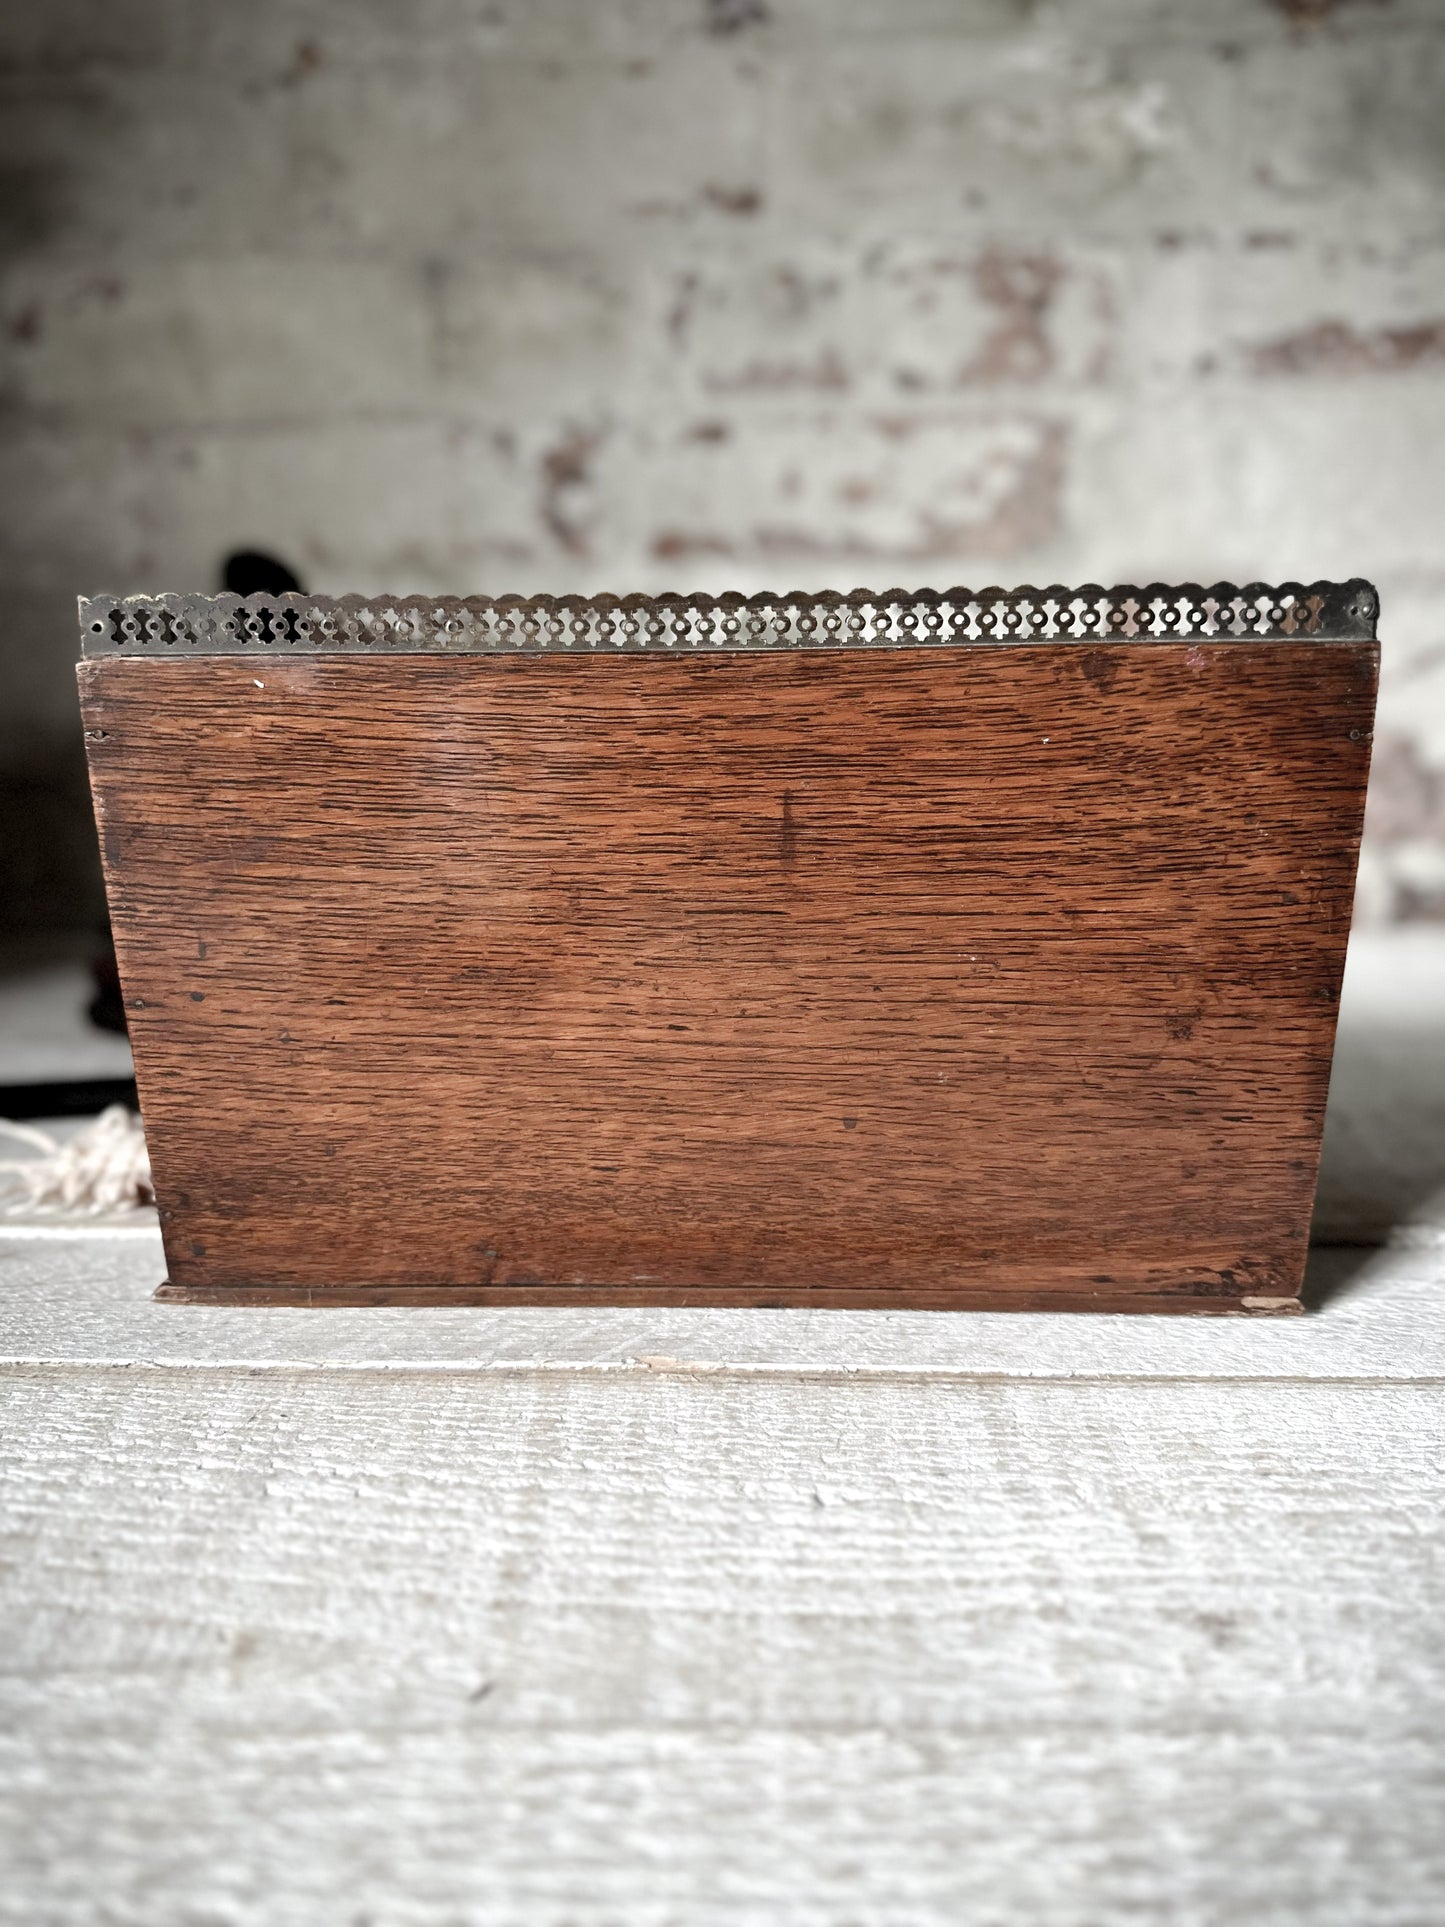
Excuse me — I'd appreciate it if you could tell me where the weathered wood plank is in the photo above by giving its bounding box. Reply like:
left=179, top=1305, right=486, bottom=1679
left=1, top=1367, right=1441, bottom=1924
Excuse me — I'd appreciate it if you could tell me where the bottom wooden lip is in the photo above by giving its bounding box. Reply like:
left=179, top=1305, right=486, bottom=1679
left=153, top=1281, right=1304, bottom=1315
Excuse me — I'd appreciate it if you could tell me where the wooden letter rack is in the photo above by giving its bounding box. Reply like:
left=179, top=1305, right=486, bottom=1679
left=79, top=582, right=1377, bottom=1313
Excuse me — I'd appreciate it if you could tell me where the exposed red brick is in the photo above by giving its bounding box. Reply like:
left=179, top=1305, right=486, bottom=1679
left=1247, top=318, right=1445, bottom=374
left=702, top=184, right=762, bottom=216
left=7, top=303, right=41, bottom=342
left=539, top=426, right=605, bottom=558
left=960, top=418, right=1067, bottom=556
left=957, top=248, right=1064, bottom=385
left=1268, top=0, right=1389, bottom=22
left=652, top=421, right=1067, bottom=566
left=1367, top=731, right=1445, bottom=920
left=704, top=0, right=769, bottom=31
left=666, top=272, right=700, bottom=348
left=277, top=37, right=323, bottom=86
left=837, top=477, right=878, bottom=506
left=1363, top=732, right=1445, bottom=845
left=870, top=415, right=925, bottom=441
left=1084, top=272, right=1119, bottom=385
left=651, top=530, right=736, bottom=562
left=772, top=267, right=821, bottom=319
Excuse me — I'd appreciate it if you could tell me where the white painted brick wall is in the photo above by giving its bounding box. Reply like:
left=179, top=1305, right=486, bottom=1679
left=2, top=0, right=1444, bottom=921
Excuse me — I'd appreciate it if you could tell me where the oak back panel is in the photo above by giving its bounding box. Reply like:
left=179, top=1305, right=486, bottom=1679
left=79, top=641, right=1376, bottom=1310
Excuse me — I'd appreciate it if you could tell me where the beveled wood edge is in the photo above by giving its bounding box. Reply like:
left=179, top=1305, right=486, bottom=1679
left=154, top=1282, right=1305, bottom=1316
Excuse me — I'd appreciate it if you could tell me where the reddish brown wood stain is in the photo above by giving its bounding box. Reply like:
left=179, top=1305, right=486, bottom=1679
left=78, top=643, right=1376, bottom=1312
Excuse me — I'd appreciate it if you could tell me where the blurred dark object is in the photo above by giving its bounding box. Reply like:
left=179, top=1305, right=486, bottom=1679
left=88, top=943, right=127, bottom=1034
left=0, top=1076, right=139, bottom=1120
left=82, top=549, right=307, bottom=1031
left=0, top=744, right=108, bottom=939
left=222, top=551, right=304, bottom=598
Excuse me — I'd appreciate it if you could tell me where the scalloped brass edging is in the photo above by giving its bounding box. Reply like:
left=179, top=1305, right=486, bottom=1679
left=79, top=579, right=1378, bottom=657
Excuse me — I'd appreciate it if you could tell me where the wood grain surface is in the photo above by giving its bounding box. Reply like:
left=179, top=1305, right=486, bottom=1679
left=78, top=643, right=1376, bottom=1310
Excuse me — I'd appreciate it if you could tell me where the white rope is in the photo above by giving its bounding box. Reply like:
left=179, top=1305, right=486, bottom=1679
left=0, top=1106, right=154, bottom=1216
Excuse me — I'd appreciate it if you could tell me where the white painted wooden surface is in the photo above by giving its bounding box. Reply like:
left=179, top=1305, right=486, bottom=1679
left=2, top=934, right=1445, bottom=1924
left=2, top=1351, right=1444, bottom=1926
left=2, top=1225, right=1444, bottom=1380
